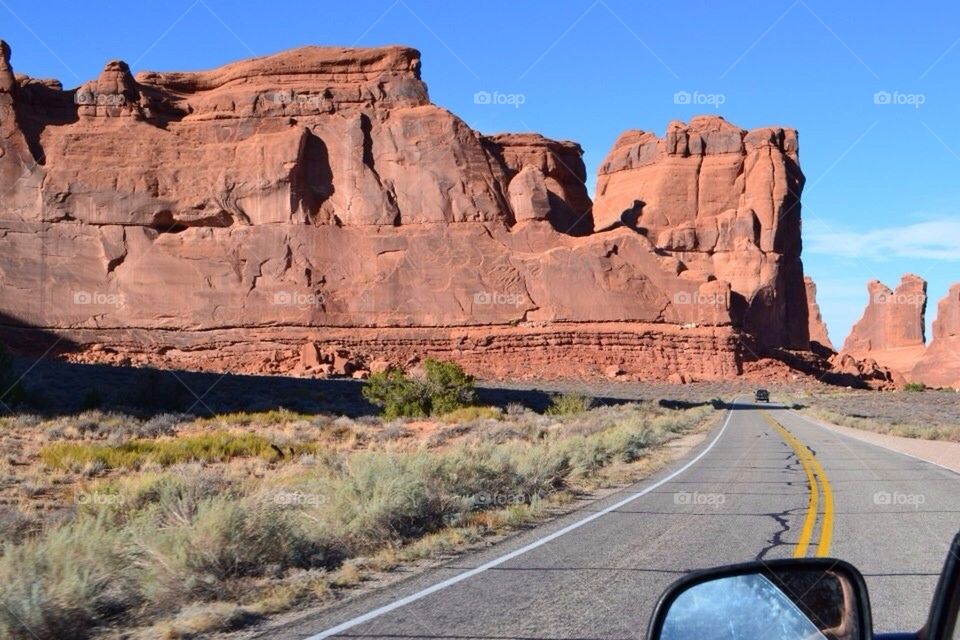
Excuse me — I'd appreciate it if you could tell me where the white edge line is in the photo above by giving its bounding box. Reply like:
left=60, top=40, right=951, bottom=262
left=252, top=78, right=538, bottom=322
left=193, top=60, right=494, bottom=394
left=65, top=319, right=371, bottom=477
left=305, top=397, right=740, bottom=639
left=788, top=409, right=960, bottom=477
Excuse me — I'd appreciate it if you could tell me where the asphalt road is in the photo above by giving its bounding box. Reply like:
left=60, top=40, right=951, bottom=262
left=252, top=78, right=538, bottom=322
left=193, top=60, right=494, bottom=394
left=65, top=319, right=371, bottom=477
left=268, top=400, right=960, bottom=639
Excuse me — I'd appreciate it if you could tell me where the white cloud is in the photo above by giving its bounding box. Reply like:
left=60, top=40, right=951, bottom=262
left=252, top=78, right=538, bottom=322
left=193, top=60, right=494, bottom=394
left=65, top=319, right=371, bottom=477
left=806, top=218, right=960, bottom=261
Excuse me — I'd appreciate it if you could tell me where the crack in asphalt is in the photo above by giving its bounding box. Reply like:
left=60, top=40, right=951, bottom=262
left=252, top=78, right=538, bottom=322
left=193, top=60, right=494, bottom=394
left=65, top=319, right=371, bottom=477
left=755, top=507, right=796, bottom=560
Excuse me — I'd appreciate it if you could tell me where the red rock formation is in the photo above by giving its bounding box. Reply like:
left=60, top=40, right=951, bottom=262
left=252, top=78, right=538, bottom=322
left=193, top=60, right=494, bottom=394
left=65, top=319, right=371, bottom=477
left=841, top=274, right=927, bottom=378
left=0, top=41, right=829, bottom=383
left=912, top=283, right=960, bottom=389
left=804, top=276, right=833, bottom=350
left=592, top=116, right=808, bottom=349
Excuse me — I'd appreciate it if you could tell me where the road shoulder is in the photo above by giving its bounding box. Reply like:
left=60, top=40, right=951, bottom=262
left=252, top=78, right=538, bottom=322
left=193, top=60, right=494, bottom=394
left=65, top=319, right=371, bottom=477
left=793, top=411, right=960, bottom=474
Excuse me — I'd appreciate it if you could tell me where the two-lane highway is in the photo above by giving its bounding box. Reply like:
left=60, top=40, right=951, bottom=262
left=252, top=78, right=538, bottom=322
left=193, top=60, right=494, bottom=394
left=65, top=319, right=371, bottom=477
left=266, top=400, right=960, bottom=639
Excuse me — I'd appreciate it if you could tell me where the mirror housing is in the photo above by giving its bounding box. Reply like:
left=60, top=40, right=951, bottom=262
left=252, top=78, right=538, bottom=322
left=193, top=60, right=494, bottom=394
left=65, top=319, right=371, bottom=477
left=647, top=558, right=873, bottom=640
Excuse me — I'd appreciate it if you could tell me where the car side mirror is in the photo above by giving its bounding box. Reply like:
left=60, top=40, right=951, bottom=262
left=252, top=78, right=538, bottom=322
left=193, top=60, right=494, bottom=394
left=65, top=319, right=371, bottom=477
left=647, top=558, right=873, bottom=640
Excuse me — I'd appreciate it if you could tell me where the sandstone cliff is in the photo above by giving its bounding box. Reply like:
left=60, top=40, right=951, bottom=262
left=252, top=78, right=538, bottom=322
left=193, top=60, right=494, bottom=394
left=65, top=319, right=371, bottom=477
left=912, top=284, right=960, bottom=389
left=841, top=274, right=927, bottom=379
left=592, top=116, right=808, bottom=349
left=804, top=276, right=833, bottom=351
left=0, top=41, right=832, bottom=382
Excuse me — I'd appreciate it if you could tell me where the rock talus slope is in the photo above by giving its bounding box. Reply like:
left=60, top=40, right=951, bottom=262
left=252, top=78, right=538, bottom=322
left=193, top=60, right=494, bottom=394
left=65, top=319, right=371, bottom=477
left=0, top=40, right=882, bottom=383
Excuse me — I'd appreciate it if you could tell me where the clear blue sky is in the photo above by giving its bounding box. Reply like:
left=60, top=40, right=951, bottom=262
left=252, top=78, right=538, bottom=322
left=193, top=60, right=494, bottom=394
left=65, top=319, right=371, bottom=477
left=3, top=0, right=958, bottom=344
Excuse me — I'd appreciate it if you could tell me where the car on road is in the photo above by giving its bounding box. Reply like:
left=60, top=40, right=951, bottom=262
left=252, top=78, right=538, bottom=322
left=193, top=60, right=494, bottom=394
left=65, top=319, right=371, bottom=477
left=755, top=389, right=770, bottom=402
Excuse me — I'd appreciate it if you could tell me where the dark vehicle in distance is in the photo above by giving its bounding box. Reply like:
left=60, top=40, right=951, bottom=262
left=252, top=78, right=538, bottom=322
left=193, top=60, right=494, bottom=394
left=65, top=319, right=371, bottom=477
left=755, top=389, right=770, bottom=403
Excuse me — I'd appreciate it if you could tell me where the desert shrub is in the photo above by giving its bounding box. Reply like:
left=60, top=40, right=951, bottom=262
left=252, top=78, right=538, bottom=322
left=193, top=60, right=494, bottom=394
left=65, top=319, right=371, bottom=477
left=140, top=497, right=318, bottom=600
left=903, top=382, right=926, bottom=392
left=0, top=517, right=139, bottom=639
left=40, top=431, right=313, bottom=470
left=134, top=413, right=185, bottom=439
left=545, top=392, right=594, bottom=416
left=420, top=359, right=475, bottom=414
left=362, top=368, right=428, bottom=419
left=311, top=452, right=461, bottom=551
left=362, top=360, right=475, bottom=418
left=0, top=400, right=716, bottom=636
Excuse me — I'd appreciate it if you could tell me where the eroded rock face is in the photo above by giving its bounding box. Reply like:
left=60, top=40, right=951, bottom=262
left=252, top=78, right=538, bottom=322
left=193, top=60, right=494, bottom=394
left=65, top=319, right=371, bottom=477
left=804, top=276, right=833, bottom=350
left=0, top=42, right=820, bottom=382
left=912, top=284, right=960, bottom=389
left=592, top=115, right=808, bottom=349
left=841, top=274, right=927, bottom=378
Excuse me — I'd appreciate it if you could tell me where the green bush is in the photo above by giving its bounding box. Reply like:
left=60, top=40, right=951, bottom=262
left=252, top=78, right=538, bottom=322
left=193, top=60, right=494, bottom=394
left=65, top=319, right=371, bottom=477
left=903, top=382, right=926, bottom=392
left=362, top=360, right=475, bottom=418
left=362, top=368, right=428, bottom=419
left=545, top=393, right=594, bottom=416
left=421, top=359, right=475, bottom=414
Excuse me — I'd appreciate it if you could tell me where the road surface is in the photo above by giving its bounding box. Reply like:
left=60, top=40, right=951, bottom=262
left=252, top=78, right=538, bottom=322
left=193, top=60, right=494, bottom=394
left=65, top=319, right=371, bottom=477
left=266, top=400, right=960, bottom=639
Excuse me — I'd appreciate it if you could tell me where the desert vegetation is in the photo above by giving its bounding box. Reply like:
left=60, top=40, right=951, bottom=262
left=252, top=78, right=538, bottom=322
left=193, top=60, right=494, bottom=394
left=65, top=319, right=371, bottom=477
left=789, top=389, right=960, bottom=442
left=0, top=365, right=719, bottom=639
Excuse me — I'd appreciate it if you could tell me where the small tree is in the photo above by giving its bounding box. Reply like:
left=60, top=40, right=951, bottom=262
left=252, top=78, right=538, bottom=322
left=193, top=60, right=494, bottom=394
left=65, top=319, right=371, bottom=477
left=362, top=367, right=429, bottom=419
left=362, top=360, right=475, bottom=418
left=421, top=359, right=475, bottom=415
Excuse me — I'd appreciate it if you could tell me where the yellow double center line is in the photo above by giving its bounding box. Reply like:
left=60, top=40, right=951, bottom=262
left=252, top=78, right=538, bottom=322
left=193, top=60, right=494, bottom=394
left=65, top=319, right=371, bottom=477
left=761, top=411, right=834, bottom=557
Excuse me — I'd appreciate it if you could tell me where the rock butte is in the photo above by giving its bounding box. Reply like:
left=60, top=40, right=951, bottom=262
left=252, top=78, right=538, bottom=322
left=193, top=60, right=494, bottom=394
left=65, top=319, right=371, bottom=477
left=841, top=274, right=927, bottom=381
left=804, top=276, right=833, bottom=351
left=0, top=41, right=894, bottom=385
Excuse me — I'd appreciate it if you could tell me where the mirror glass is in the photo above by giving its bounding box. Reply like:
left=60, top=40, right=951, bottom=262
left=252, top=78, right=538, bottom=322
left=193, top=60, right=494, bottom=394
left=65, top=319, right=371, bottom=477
left=658, top=568, right=863, bottom=640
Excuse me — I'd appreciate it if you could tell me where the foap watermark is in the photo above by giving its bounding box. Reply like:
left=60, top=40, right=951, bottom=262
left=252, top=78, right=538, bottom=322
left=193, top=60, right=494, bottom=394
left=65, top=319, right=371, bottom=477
left=872, top=291, right=924, bottom=305
left=673, top=291, right=729, bottom=306
left=273, top=291, right=324, bottom=308
left=674, top=491, right=726, bottom=509
left=263, top=90, right=330, bottom=111
left=473, top=291, right=526, bottom=306
left=873, top=91, right=925, bottom=108
left=674, top=90, right=726, bottom=106
left=873, top=490, right=925, bottom=509
left=73, top=291, right=125, bottom=307
left=74, top=91, right=127, bottom=107
left=272, top=490, right=326, bottom=507
left=473, top=90, right=526, bottom=108
left=474, top=492, right=526, bottom=507
left=76, top=491, right=125, bottom=506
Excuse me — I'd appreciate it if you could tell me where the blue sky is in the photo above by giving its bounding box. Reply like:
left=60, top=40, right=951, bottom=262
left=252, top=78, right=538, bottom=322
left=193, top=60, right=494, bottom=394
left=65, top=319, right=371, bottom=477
left=3, top=0, right=958, bottom=344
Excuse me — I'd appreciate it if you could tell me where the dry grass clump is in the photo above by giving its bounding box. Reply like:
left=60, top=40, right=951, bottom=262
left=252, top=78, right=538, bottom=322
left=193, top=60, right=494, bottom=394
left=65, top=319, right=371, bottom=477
left=0, top=400, right=716, bottom=638
left=40, top=431, right=318, bottom=471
